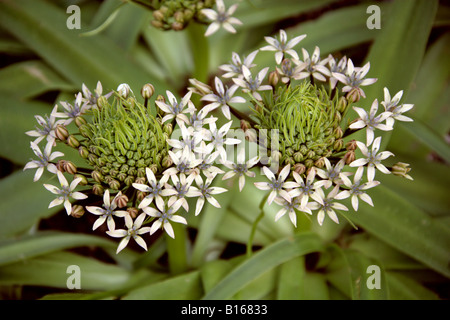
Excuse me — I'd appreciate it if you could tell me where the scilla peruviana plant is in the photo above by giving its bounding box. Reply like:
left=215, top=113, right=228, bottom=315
left=24, top=82, right=241, bottom=254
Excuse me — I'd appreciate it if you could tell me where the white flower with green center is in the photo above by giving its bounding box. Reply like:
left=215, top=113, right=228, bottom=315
left=107, top=213, right=151, bottom=253
left=142, top=198, right=186, bottom=239
left=260, top=29, right=306, bottom=64
left=310, top=185, right=348, bottom=226
left=350, top=136, right=394, bottom=182
left=332, top=59, right=377, bottom=99
left=232, top=66, right=272, bottom=101
left=201, top=77, right=246, bottom=120
left=289, top=168, right=328, bottom=208
left=254, top=164, right=296, bottom=205
left=294, top=46, right=331, bottom=82
left=336, top=167, right=380, bottom=211
left=86, top=189, right=128, bottom=231
left=201, top=0, right=243, bottom=36
left=156, top=90, right=196, bottom=125
left=221, top=148, right=259, bottom=191
left=189, top=174, right=228, bottom=216
left=132, top=167, right=172, bottom=209
left=24, top=139, right=63, bottom=182
left=26, top=105, right=63, bottom=144
left=219, top=50, right=259, bottom=79
left=350, top=99, right=393, bottom=146
left=43, top=171, right=88, bottom=215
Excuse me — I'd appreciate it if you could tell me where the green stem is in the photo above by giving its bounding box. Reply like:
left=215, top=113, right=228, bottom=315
left=166, top=222, right=188, bottom=275
left=246, top=192, right=270, bottom=258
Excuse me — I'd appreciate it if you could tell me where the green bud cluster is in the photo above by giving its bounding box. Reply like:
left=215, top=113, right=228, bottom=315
left=149, top=0, right=215, bottom=30
left=254, top=82, right=348, bottom=169
left=77, top=94, right=171, bottom=190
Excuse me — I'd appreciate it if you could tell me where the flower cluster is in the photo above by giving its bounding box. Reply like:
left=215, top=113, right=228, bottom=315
left=190, top=29, right=415, bottom=227
left=24, top=27, right=415, bottom=253
left=24, top=81, right=244, bottom=253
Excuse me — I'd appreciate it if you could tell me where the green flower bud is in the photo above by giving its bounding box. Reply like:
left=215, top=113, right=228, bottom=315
left=64, top=160, right=77, bottom=175
left=79, top=146, right=89, bottom=159
left=75, top=116, right=87, bottom=127
left=392, top=162, right=413, bottom=180
left=109, top=179, right=121, bottom=190
left=92, top=170, right=104, bottom=183
left=92, top=183, right=104, bottom=196
left=67, top=135, right=80, bottom=148
left=115, top=194, right=129, bottom=208
left=74, top=174, right=88, bottom=186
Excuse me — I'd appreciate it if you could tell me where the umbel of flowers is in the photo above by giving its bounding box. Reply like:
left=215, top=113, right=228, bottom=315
left=190, top=29, right=414, bottom=228
left=25, top=82, right=241, bottom=253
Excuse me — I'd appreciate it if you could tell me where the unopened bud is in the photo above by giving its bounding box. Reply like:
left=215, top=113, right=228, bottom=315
left=117, top=83, right=131, bottom=99
left=293, top=163, right=306, bottom=175
left=162, top=155, right=173, bottom=168
left=127, top=207, right=139, bottom=219
left=392, top=162, right=413, bottom=180
left=67, top=135, right=80, bottom=148
left=337, top=96, right=348, bottom=113
left=344, top=150, right=355, bottom=165
left=109, top=179, right=121, bottom=190
left=97, top=95, right=108, bottom=109
left=55, top=124, right=69, bottom=141
left=92, top=170, right=104, bottom=183
left=141, top=83, right=155, bottom=99
left=346, top=140, right=357, bottom=151
left=346, top=87, right=362, bottom=103
left=314, top=157, right=325, bottom=168
left=268, top=70, right=279, bottom=87
left=172, top=21, right=184, bottom=31
left=71, top=205, right=85, bottom=218
left=64, top=161, right=77, bottom=175
left=115, top=193, right=129, bottom=208
left=74, top=174, right=88, bottom=186
left=92, top=183, right=104, bottom=196
left=74, top=116, right=87, bottom=127
left=56, top=159, right=67, bottom=172
left=333, top=139, right=344, bottom=151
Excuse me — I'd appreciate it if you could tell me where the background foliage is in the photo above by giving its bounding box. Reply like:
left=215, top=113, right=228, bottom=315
left=0, top=0, right=448, bottom=300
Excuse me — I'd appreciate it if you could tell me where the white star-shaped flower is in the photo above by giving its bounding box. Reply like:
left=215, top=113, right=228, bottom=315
left=232, top=66, right=272, bottom=101
left=26, top=105, right=64, bottom=144
left=219, top=50, right=259, bottom=79
left=132, top=167, right=173, bottom=209
left=260, top=29, right=306, bottom=64
left=142, top=198, right=187, bottom=239
left=156, top=90, right=196, bottom=126
left=294, top=46, right=331, bottom=82
left=205, top=120, right=241, bottom=161
left=24, top=139, right=63, bottom=182
left=52, top=93, right=90, bottom=126
left=221, top=147, right=259, bottom=191
left=381, top=88, right=413, bottom=127
left=254, top=164, right=296, bottom=205
left=336, top=166, right=380, bottom=211
left=107, top=213, right=151, bottom=253
left=350, top=136, right=394, bottom=182
left=310, top=186, right=348, bottom=226
left=201, top=0, right=243, bottom=36
left=349, top=99, right=393, bottom=146
left=86, top=190, right=128, bottom=231
left=189, top=174, right=228, bottom=216
left=43, top=171, right=88, bottom=215
left=316, top=158, right=351, bottom=188
left=332, top=59, right=377, bottom=98
left=289, top=168, right=328, bottom=208
left=201, top=77, right=246, bottom=120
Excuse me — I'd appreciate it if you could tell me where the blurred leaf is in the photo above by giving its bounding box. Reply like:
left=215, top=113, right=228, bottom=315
left=202, top=232, right=324, bottom=299
left=0, top=60, right=75, bottom=99
left=350, top=185, right=450, bottom=278
left=0, top=231, right=116, bottom=266
left=122, top=271, right=203, bottom=300
left=0, top=95, right=54, bottom=164
left=0, top=0, right=170, bottom=94
left=386, top=272, right=439, bottom=300
left=276, top=256, right=305, bottom=299
left=326, top=245, right=388, bottom=300
left=0, top=170, right=60, bottom=239
left=362, top=0, right=438, bottom=113
left=0, top=251, right=130, bottom=290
